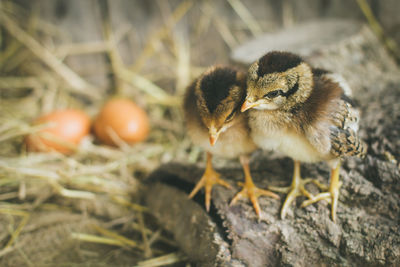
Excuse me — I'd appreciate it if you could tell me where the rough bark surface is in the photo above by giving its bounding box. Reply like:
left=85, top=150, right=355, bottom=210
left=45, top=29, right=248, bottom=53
left=144, top=20, right=400, bottom=267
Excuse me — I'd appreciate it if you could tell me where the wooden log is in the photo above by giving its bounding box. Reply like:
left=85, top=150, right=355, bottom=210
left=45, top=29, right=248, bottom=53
left=144, top=19, right=400, bottom=266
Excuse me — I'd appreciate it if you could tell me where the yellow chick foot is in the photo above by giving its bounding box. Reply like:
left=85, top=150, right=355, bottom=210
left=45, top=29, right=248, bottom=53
left=188, top=152, right=231, bottom=212
left=301, top=162, right=342, bottom=222
left=230, top=156, right=279, bottom=217
left=269, top=160, right=328, bottom=219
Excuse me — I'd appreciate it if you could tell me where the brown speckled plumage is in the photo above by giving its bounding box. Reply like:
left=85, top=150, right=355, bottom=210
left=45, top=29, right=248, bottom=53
left=242, top=51, right=367, bottom=221
left=245, top=51, right=366, bottom=161
left=183, top=65, right=254, bottom=157
left=183, top=65, right=278, bottom=216
left=329, top=97, right=367, bottom=158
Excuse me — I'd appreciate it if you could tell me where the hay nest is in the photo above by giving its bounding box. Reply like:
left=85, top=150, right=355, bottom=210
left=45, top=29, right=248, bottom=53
left=1, top=0, right=397, bottom=266
left=0, top=0, right=272, bottom=265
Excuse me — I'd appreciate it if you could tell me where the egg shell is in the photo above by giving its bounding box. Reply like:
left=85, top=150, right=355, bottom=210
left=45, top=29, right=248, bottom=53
left=93, top=98, right=149, bottom=146
left=25, top=109, right=91, bottom=154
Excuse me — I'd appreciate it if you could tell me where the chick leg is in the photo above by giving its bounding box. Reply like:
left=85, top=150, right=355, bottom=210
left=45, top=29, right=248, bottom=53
left=301, top=162, right=342, bottom=222
left=230, top=155, right=279, bottom=217
left=269, top=160, right=327, bottom=219
left=188, top=152, right=231, bottom=212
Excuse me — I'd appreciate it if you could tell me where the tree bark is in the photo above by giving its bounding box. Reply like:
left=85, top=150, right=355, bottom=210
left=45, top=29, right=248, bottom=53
left=144, top=19, right=400, bottom=267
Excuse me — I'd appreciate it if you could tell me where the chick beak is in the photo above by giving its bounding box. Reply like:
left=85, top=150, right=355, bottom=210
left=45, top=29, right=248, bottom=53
left=241, top=100, right=258, bottom=112
left=209, top=127, right=220, bottom=146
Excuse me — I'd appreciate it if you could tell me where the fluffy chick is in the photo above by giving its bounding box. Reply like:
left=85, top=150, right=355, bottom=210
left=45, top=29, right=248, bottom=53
left=184, top=65, right=278, bottom=215
left=241, top=51, right=366, bottom=222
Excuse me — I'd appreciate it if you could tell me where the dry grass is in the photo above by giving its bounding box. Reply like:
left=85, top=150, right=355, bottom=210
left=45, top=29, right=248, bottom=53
left=0, top=0, right=265, bottom=265
left=1, top=0, right=397, bottom=265
left=0, top=0, right=397, bottom=265
left=355, top=0, right=400, bottom=62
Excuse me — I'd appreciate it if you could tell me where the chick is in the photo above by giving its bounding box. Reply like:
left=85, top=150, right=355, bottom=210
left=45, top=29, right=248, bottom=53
left=184, top=65, right=278, bottom=215
left=241, top=51, right=366, bottom=222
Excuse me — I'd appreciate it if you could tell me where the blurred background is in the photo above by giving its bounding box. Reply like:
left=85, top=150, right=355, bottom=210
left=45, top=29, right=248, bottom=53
left=0, top=0, right=398, bottom=266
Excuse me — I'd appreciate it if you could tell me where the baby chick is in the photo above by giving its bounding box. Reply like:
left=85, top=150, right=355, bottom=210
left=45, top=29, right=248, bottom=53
left=241, top=51, right=366, bottom=222
left=184, top=65, right=278, bottom=215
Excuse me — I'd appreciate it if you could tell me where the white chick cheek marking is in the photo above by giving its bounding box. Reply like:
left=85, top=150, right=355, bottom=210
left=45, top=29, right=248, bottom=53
left=254, top=102, right=279, bottom=110
left=219, top=124, right=230, bottom=133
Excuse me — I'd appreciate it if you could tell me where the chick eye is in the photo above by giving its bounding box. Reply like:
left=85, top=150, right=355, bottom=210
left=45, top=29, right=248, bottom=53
left=225, top=110, right=235, bottom=122
left=264, top=90, right=282, bottom=98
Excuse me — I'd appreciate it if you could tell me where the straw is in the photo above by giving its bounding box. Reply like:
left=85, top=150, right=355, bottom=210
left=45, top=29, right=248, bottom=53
left=0, top=13, right=100, bottom=99
left=0, top=0, right=271, bottom=265
left=130, top=0, right=194, bottom=72
left=0, top=208, right=30, bottom=249
left=91, top=224, right=141, bottom=249
left=71, top=233, right=130, bottom=248
left=214, top=17, right=238, bottom=50
left=134, top=252, right=186, bottom=267
left=227, top=0, right=263, bottom=36
left=355, top=0, right=400, bottom=61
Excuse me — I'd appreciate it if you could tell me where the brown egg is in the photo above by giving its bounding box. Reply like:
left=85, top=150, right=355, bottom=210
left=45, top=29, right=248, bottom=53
left=93, top=98, right=149, bottom=146
left=25, top=109, right=91, bottom=154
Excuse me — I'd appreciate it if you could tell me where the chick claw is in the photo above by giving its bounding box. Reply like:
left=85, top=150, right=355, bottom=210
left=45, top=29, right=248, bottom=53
left=269, top=160, right=328, bottom=219
left=230, top=181, right=279, bottom=217
left=230, top=155, right=279, bottom=217
left=301, top=163, right=342, bottom=222
left=269, top=178, right=327, bottom=219
left=188, top=168, right=231, bottom=212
